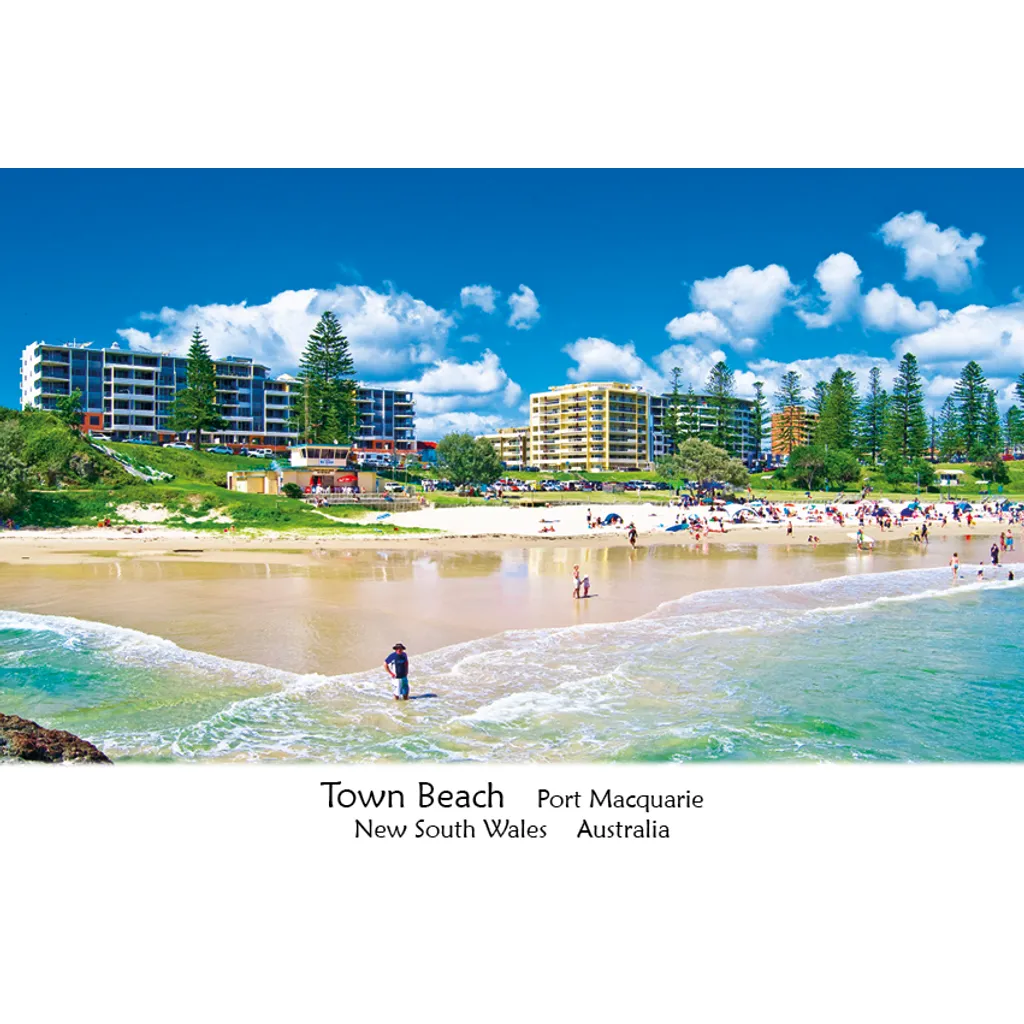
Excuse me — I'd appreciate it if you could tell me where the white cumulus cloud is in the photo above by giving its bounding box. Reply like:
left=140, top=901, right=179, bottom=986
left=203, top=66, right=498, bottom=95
left=664, top=311, right=731, bottom=342
left=118, top=284, right=455, bottom=378
left=893, top=301, right=1024, bottom=375
left=507, top=284, right=540, bottom=330
left=460, top=284, right=498, bottom=313
left=862, top=283, right=943, bottom=333
left=415, top=411, right=507, bottom=438
left=689, top=263, right=795, bottom=336
left=563, top=337, right=663, bottom=392
left=880, top=211, right=984, bottom=292
left=797, top=252, right=862, bottom=328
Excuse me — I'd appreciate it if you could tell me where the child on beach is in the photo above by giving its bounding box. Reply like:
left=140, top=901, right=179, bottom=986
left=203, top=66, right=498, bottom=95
left=950, top=552, right=960, bottom=579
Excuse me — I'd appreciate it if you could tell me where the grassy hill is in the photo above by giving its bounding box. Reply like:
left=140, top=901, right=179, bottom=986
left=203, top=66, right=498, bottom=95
left=0, top=410, right=429, bottom=534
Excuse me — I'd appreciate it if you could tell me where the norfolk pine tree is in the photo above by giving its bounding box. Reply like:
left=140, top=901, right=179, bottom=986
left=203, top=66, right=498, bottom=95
left=292, top=311, right=357, bottom=444
left=751, top=381, right=767, bottom=460
left=663, top=367, right=684, bottom=453
left=882, top=352, right=928, bottom=466
left=773, top=370, right=804, bottom=454
left=705, top=361, right=736, bottom=454
left=951, top=360, right=989, bottom=460
left=171, top=327, right=225, bottom=450
left=858, top=367, right=888, bottom=464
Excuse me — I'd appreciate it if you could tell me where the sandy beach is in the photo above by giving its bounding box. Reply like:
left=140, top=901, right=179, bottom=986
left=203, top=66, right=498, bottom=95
left=0, top=506, right=1013, bottom=675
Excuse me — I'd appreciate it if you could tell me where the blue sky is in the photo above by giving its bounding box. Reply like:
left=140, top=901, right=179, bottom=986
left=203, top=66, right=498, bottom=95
left=4, top=169, right=1024, bottom=436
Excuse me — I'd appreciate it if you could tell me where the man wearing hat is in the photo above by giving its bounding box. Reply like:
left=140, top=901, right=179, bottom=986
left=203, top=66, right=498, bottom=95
left=384, top=643, right=411, bottom=700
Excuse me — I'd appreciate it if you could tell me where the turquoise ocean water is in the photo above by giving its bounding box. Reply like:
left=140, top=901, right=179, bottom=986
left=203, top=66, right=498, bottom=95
left=1, top=567, right=1021, bottom=762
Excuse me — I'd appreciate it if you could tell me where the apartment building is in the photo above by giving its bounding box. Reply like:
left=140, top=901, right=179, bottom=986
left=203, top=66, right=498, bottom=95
left=649, top=393, right=758, bottom=462
left=20, top=341, right=416, bottom=453
left=479, top=426, right=530, bottom=469
left=356, top=386, right=416, bottom=454
left=771, top=405, right=819, bottom=456
left=529, top=382, right=650, bottom=472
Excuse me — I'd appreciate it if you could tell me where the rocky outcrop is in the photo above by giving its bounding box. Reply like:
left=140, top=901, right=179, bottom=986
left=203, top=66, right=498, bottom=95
left=0, top=714, right=112, bottom=763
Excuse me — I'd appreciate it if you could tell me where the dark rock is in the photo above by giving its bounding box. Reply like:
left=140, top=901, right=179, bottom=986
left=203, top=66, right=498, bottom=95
left=0, top=713, right=112, bottom=763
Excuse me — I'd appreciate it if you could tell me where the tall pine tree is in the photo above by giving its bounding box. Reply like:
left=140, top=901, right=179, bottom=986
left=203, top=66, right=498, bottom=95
left=292, top=311, right=357, bottom=445
left=858, top=366, right=888, bottom=464
left=750, top=381, right=767, bottom=460
left=705, top=361, right=736, bottom=454
left=938, top=395, right=961, bottom=459
left=981, top=389, right=1003, bottom=457
left=951, top=360, right=988, bottom=460
left=773, top=370, right=804, bottom=454
left=171, top=326, right=225, bottom=450
left=662, top=367, right=684, bottom=454
left=882, top=352, right=928, bottom=466
left=816, top=368, right=859, bottom=452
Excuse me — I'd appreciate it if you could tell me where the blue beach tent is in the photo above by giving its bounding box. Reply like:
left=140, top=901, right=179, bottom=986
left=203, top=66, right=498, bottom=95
left=602, top=513, right=623, bottom=525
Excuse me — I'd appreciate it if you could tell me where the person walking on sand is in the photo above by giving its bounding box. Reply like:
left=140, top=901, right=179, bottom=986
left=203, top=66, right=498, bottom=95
left=384, top=643, right=411, bottom=701
left=572, top=564, right=582, bottom=598
left=991, top=543, right=999, bottom=566
left=950, top=552, right=960, bottom=579
left=627, top=522, right=638, bottom=549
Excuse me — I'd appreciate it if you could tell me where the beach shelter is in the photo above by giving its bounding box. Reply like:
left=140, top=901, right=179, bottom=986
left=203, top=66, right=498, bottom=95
left=602, top=512, right=623, bottom=525
left=955, top=502, right=973, bottom=511
left=665, top=522, right=689, bottom=532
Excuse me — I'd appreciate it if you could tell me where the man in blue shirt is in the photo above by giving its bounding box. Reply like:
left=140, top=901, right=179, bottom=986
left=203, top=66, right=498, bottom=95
left=384, top=643, right=410, bottom=700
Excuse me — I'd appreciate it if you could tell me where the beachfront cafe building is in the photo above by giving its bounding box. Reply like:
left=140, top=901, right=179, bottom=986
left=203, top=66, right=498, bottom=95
left=226, top=446, right=379, bottom=496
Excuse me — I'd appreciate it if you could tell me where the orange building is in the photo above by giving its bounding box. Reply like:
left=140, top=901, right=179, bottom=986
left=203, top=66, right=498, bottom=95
left=771, top=406, right=819, bottom=456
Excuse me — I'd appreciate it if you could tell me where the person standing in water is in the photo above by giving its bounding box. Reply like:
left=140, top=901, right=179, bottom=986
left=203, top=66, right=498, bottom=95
left=384, top=643, right=410, bottom=700
left=950, top=552, right=960, bottom=579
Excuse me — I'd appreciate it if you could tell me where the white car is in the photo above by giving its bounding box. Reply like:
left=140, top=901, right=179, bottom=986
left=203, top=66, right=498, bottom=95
left=162, top=441, right=192, bottom=449
left=248, top=447, right=274, bottom=458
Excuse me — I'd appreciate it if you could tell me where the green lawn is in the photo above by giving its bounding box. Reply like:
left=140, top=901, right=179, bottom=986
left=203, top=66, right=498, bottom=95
left=750, top=461, right=1024, bottom=503
left=18, top=441, right=435, bottom=534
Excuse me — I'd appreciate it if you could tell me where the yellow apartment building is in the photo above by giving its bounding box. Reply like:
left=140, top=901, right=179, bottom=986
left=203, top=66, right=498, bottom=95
left=528, top=382, right=650, bottom=472
left=479, top=426, right=531, bottom=469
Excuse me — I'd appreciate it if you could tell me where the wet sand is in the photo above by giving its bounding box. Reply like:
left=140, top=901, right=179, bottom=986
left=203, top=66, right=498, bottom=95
left=0, top=532, right=1009, bottom=675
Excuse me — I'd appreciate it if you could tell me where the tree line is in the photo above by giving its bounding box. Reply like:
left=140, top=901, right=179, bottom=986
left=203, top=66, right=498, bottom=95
left=658, top=353, right=1024, bottom=487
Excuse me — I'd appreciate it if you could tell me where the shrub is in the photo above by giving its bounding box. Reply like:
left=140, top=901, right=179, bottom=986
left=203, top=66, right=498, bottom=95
left=282, top=482, right=304, bottom=500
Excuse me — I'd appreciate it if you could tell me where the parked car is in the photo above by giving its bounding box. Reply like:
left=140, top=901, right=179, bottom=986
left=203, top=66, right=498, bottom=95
left=206, top=445, right=233, bottom=455
left=125, top=436, right=154, bottom=445
left=384, top=482, right=407, bottom=493
left=162, top=441, right=192, bottom=449
left=88, top=432, right=112, bottom=442
left=248, top=447, right=274, bottom=458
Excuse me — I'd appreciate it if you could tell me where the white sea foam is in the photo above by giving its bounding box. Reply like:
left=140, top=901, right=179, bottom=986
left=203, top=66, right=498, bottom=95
left=3, top=565, right=1022, bottom=762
